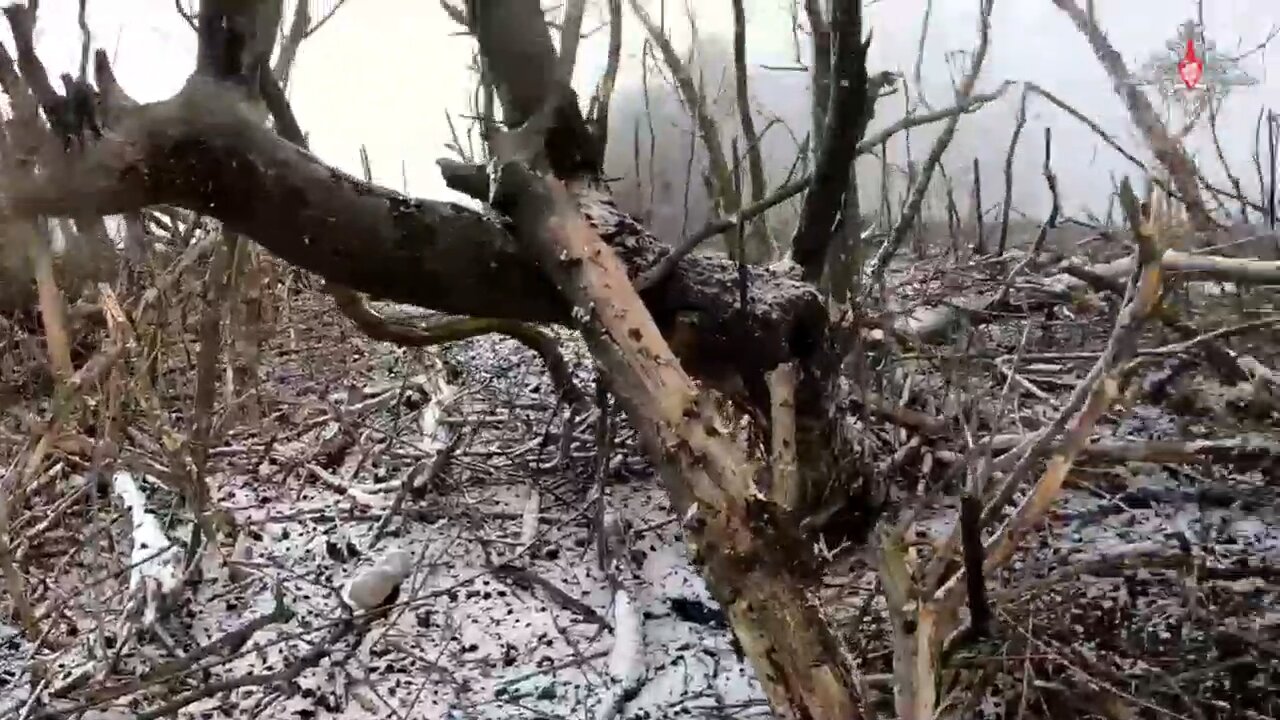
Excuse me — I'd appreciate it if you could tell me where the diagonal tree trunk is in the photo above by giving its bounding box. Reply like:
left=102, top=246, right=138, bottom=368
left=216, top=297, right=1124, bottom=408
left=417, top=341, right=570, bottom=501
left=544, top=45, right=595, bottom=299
left=467, top=2, right=863, bottom=715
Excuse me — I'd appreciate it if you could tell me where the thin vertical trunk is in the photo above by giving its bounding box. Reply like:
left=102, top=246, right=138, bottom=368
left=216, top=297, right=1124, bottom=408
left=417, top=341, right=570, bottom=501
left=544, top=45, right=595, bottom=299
left=973, top=157, right=985, bottom=254
left=730, top=0, right=774, bottom=260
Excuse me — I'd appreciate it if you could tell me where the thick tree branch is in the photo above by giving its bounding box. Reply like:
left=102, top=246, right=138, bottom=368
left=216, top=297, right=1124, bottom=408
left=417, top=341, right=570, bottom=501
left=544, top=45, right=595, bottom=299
left=468, top=0, right=602, bottom=178
left=94, top=49, right=138, bottom=123
left=0, top=22, right=44, bottom=157
left=259, top=64, right=589, bottom=412
left=730, top=0, right=773, bottom=258
left=330, top=287, right=588, bottom=411
left=804, top=0, right=832, bottom=155
left=586, top=0, right=623, bottom=146
left=0, top=3, right=876, bottom=715
left=196, top=0, right=283, bottom=90
left=271, top=0, right=310, bottom=91
left=495, top=161, right=861, bottom=720
left=557, top=0, right=587, bottom=82
left=2, top=4, right=60, bottom=122
left=257, top=67, right=305, bottom=145
left=470, top=3, right=863, bottom=715
left=1, top=8, right=116, bottom=293
left=2, top=84, right=824, bottom=402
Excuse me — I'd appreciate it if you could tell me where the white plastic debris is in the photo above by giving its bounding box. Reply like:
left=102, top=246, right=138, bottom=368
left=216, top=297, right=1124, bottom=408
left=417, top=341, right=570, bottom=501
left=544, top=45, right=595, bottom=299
left=111, top=471, right=183, bottom=628
left=518, top=485, right=541, bottom=551
left=341, top=548, right=412, bottom=612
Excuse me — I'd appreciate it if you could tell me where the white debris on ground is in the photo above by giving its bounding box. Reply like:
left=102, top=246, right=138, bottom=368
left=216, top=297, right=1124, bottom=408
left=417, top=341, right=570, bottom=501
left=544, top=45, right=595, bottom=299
left=0, top=297, right=769, bottom=720
left=110, top=471, right=185, bottom=630
left=341, top=548, right=413, bottom=612
left=216, top=334, right=767, bottom=719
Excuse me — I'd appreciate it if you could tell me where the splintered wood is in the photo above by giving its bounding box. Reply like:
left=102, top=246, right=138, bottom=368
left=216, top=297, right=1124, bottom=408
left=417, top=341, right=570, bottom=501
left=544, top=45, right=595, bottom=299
left=494, top=163, right=862, bottom=720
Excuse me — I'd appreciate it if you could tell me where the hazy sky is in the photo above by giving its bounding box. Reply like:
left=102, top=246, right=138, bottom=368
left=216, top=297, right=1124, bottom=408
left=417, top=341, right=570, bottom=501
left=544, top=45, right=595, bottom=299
left=17, top=0, right=1280, bottom=227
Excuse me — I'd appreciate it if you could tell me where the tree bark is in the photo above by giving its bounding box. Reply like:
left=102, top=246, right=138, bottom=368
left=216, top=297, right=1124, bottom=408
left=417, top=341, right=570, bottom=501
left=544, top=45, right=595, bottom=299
left=469, top=2, right=866, bottom=714
left=790, top=0, right=868, bottom=283
left=495, top=162, right=862, bottom=719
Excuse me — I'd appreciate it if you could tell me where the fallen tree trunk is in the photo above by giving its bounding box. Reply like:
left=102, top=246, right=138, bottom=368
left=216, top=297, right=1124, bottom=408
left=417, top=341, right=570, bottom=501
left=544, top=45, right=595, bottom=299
left=467, top=3, right=865, bottom=711
left=1049, top=250, right=1280, bottom=287
left=7, top=81, right=825, bottom=402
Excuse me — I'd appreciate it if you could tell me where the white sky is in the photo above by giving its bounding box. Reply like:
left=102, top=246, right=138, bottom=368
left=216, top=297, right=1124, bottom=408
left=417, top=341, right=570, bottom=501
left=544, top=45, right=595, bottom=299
left=16, top=0, right=1280, bottom=222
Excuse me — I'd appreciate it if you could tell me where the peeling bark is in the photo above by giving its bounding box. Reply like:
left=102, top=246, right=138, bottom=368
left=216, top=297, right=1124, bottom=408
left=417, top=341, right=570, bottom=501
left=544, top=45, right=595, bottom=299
left=494, top=162, right=862, bottom=720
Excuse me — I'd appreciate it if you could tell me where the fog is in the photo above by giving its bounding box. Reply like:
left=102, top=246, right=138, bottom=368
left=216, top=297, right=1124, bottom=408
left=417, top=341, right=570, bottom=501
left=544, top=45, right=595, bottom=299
left=19, top=0, right=1280, bottom=244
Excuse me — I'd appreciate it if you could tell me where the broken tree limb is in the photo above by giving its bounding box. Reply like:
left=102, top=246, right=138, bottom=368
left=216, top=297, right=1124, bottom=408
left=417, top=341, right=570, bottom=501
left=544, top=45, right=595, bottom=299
left=866, top=0, right=1000, bottom=285
left=0, top=81, right=825, bottom=404
left=330, top=288, right=589, bottom=411
left=468, top=17, right=876, bottom=712
left=730, top=0, right=775, bottom=260
left=1056, top=262, right=1253, bottom=385
left=806, top=0, right=832, bottom=152
left=872, top=178, right=1169, bottom=720
left=112, top=471, right=184, bottom=629
left=997, top=88, right=1030, bottom=257
left=766, top=362, right=801, bottom=511
left=958, top=494, right=990, bottom=639
left=596, top=469, right=646, bottom=720
left=1079, top=435, right=1280, bottom=466
left=0, top=4, right=865, bottom=715
left=492, top=161, right=861, bottom=720
left=1024, top=81, right=1258, bottom=221
left=937, top=175, right=1165, bottom=618
left=1068, top=250, right=1280, bottom=285
left=259, top=67, right=591, bottom=411
left=469, top=79, right=1004, bottom=294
